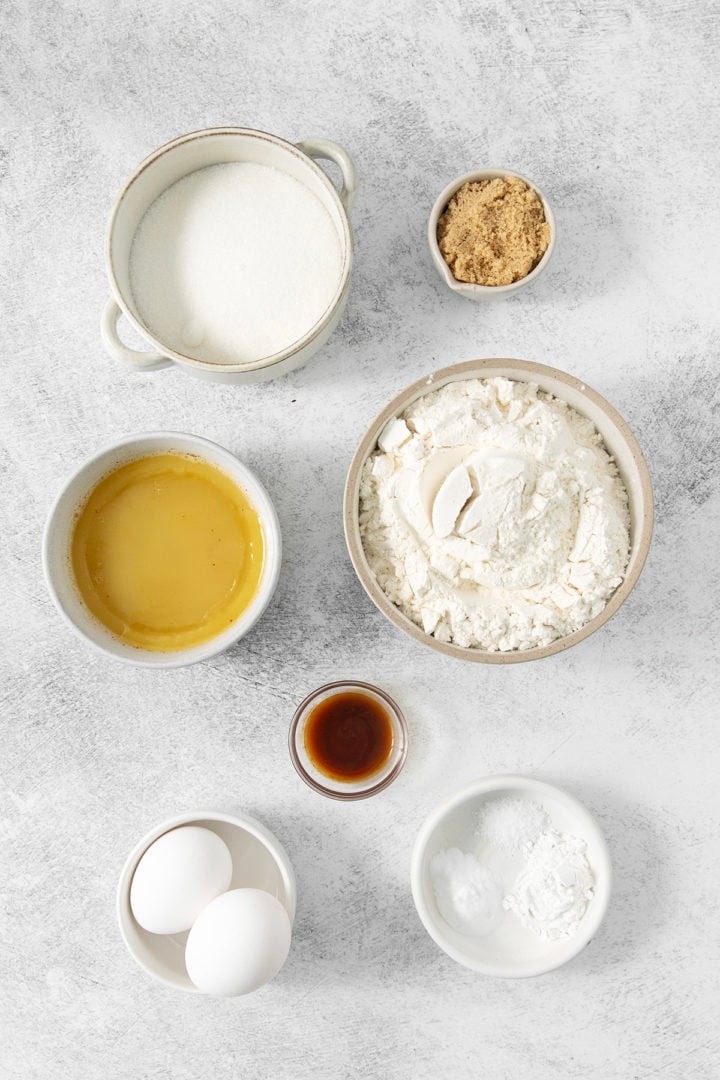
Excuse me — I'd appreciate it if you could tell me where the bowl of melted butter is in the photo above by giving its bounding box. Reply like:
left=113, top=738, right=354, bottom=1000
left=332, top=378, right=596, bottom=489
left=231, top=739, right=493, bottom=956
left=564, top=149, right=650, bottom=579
left=43, top=432, right=281, bottom=666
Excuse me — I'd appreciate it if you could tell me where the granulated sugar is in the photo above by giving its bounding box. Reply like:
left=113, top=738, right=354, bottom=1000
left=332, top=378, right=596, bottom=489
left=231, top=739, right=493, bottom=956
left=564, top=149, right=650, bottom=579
left=129, top=162, right=343, bottom=365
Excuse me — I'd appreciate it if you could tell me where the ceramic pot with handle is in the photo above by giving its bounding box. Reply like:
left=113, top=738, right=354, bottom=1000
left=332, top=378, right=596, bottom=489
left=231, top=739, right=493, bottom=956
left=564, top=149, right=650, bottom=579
left=102, top=127, right=356, bottom=384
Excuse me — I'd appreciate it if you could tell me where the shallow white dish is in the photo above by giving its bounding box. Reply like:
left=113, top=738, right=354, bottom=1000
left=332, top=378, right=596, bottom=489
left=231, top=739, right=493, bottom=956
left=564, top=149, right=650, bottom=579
left=117, top=810, right=296, bottom=993
left=411, top=775, right=611, bottom=977
left=42, top=431, right=282, bottom=668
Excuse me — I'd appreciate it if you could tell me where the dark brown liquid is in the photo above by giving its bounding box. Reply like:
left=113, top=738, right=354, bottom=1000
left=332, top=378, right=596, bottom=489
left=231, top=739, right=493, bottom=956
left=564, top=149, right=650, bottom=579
left=304, top=691, right=394, bottom=782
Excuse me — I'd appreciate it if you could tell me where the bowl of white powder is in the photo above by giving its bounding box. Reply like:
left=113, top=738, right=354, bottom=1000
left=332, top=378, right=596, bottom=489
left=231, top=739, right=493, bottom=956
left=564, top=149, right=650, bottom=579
left=411, top=775, right=612, bottom=977
left=102, top=128, right=355, bottom=383
left=344, top=359, right=653, bottom=662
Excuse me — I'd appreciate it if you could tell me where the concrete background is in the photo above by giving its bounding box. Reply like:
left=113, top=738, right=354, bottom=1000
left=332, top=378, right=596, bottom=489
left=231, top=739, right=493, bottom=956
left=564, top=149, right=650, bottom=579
left=1, top=1, right=718, bottom=1077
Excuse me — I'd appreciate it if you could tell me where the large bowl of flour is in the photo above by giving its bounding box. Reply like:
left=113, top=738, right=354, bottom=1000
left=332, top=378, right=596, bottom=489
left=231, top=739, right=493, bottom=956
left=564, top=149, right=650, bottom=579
left=103, top=128, right=355, bottom=384
left=344, top=359, right=653, bottom=663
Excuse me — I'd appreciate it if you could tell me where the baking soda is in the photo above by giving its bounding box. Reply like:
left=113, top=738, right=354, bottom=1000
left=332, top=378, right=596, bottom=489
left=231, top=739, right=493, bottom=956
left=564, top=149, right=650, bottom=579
left=129, top=162, right=343, bottom=365
left=429, top=848, right=503, bottom=937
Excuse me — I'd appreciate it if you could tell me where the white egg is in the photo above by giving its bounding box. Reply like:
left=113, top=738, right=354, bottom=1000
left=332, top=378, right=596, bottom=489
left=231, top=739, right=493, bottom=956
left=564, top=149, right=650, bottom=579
left=130, top=825, right=233, bottom=935
left=185, top=888, right=291, bottom=996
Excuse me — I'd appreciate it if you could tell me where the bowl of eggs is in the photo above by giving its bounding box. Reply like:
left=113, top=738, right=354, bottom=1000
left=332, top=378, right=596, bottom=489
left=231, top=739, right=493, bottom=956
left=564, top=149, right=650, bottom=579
left=117, top=810, right=296, bottom=995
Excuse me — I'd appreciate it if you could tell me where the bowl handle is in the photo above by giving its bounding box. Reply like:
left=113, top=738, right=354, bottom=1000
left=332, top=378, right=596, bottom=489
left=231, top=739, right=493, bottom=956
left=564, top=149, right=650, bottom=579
left=296, top=138, right=357, bottom=213
left=101, top=299, right=172, bottom=372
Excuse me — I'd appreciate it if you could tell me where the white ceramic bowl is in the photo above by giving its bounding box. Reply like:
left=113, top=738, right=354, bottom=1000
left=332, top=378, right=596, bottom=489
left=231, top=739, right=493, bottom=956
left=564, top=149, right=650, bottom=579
left=411, top=775, right=612, bottom=978
left=117, top=810, right=296, bottom=993
left=428, top=169, right=556, bottom=299
left=344, top=358, right=654, bottom=664
left=102, top=127, right=356, bottom=384
left=42, top=432, right=282, bottom=667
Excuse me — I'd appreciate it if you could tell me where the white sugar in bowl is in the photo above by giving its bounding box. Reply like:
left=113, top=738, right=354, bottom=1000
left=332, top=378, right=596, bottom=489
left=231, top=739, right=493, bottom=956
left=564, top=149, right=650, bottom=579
left=102, top=127, right=356, bottom=384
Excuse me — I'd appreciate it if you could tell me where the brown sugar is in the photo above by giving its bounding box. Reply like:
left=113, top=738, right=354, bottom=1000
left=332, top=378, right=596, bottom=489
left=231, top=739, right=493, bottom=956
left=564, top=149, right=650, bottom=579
left=437, top=176, right=551, bottom=287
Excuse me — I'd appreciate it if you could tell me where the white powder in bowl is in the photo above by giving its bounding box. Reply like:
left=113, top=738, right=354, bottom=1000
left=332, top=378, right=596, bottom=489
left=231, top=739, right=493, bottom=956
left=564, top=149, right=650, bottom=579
left=503, top=829, right=595, bottom=941
left=477, top=796, right=549, bottom=854
left=359, top=377, right=631, bottom=652
left=429, top=795, right=597, bottom=943
left=129, top=162, right=343, bottom=365
left=429, top=847, right=503, bottom=937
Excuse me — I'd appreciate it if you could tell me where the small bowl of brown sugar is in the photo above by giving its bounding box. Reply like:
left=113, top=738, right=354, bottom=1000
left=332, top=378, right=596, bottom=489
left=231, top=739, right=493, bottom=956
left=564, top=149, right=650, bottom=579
left=428, top=169, right=555, bottom=299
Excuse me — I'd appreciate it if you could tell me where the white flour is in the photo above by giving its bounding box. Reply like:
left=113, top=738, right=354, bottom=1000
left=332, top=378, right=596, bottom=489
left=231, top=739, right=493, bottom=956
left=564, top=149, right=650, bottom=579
left=130, top=162, right=342, bottom=365
left=359, top=377, right=631, bottom=651
left=503, top=829, right=595, bottom=941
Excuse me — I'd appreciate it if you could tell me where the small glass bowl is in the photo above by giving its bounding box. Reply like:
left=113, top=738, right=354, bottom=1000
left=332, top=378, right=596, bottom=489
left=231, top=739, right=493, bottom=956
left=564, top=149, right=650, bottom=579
left=289, top=680, right=408, bottom=800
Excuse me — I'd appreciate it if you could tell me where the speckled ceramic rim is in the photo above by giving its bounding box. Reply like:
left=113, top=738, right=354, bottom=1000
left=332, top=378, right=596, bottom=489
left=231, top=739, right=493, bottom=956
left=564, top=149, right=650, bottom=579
left=343, top=358, right=654, bottom=664
left=288, top=680, right=408, bottom=801
left=41, top=431, right=282, bottom=668
left=411, top=775, right=612, bottom=978
left=116, top=810, right=297, bottom=993
left=105, top=126, right=354, bottom=373
left=428, top=169, right=556, bottom=298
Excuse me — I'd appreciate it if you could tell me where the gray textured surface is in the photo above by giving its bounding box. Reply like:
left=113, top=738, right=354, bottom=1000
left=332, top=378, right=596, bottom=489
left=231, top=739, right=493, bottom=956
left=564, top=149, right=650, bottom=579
left=1, top=2, right=719, bottom=1077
